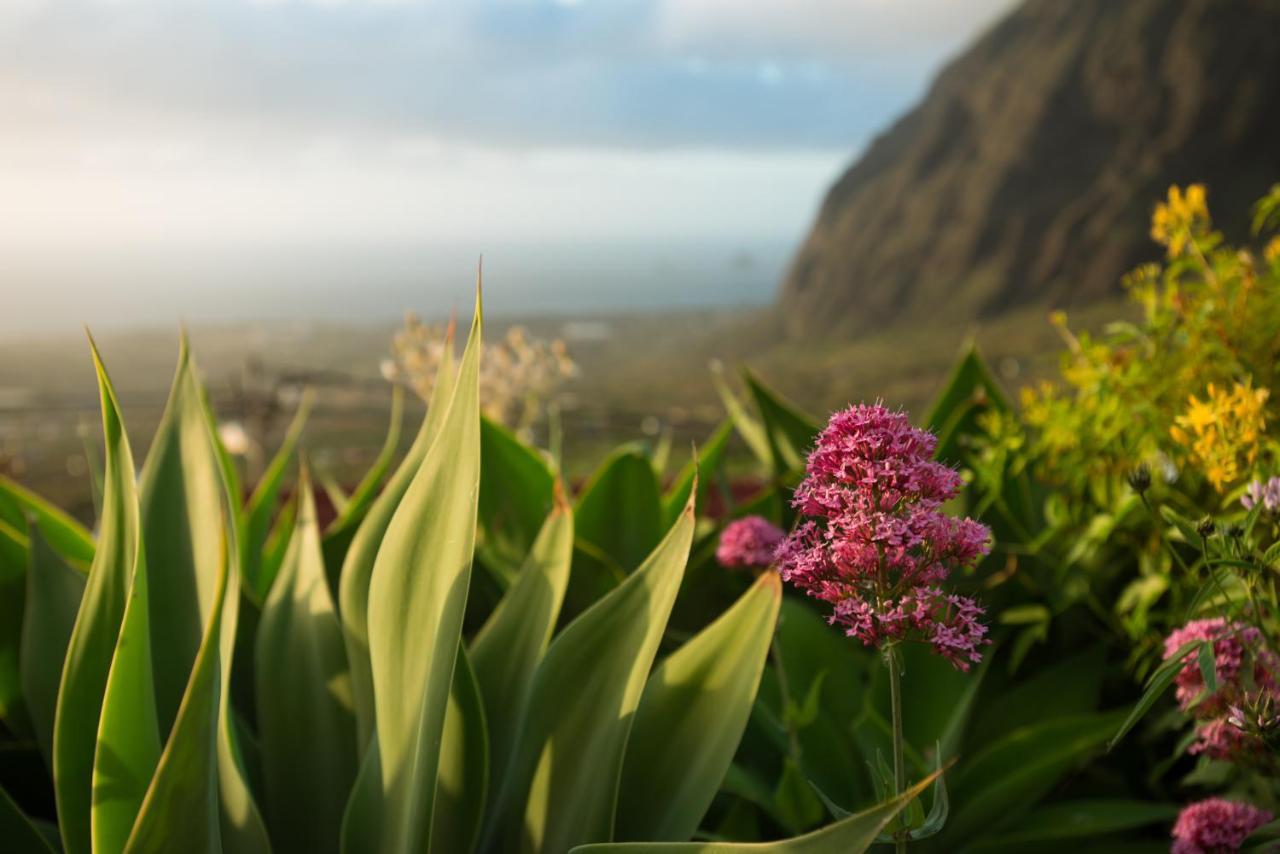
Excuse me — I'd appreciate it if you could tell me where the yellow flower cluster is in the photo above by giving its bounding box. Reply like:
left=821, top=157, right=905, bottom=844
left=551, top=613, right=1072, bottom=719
left=1151, top=184, right=1209, bottom=258
left=1169, top=381, right=1270, bottom=491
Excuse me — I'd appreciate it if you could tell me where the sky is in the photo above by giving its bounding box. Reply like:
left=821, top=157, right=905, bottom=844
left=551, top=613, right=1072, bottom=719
left=0, top=0, right=1017, bottom=330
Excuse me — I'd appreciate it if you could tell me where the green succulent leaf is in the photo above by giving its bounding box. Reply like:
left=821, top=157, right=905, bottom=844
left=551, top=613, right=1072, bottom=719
left=365, top=296, right=481, bottom=854
left=491, top=492, right=696, bottom=853
left=711, top=365, right=772, bottom=469
left=138, top=335, right=234, bottom=735
left=569, top=771, right=941, bottom=853
left=340, top=325, right=457, bottom=753
left=255, top=467, right=358, bottom=854
left=431, top=645, right=489, bottom=854
left=0, top=785, right=56, bottom=854
left=53, top=336, right=143, bottom=854
left=240, top=389, right=313, bottom=604
left=20, top=524, right=86, bottom=768
left=964, top=799, right=1179, bottom=850
left=478, top=415, right=556, bottom=578
left=322, top=386, right=405, bottom=582
left=945, top=711, right=1126, bottom=842
left=662, top=420, right=733, bottom=527
left=470, top=496, right=574, bottom=800
left=90, top=538, right=160, bottom=854
left=616, top=571, right=782, bottom=842
left=742, top=369, right=818, bottom=477
left=121, top=533, right=231, bottom=854
left=0, top=475, right=96, bottom=569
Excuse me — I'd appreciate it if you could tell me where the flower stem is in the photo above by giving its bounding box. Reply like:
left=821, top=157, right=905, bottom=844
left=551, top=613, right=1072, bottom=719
left=886, top=644, right=907, bottom=854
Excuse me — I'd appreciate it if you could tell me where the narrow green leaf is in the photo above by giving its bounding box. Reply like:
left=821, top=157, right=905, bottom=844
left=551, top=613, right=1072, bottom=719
left=138, top=336, right=233, bottom=735
left=431, top=645, right=489, bottom=854
left=20, top=525, right=86, bottom=768
left=491, top=494, right=696, bottom=854
left=742, top=369, right=818, bottom=477
left=965, top=800, right=1179, bottom=849
left=240, top=389, right=313, bottom=603
left=365, top=297, right=481, bottom=854
left=478, top=415, right=556, bottom=575
left=122, top=533, right=231, bottom=854
left=340, top=327, right=456, bottom=754
left=925, top=343, right=1009, bottom=464
left=91, top=541, right=160, bottom=854
left=569, top=771, right=940, bottom=853
left=256, top=468, right=358, bottom=854
left=0, top=517, right=30, bottom=729
left=0, top=475, right=95, bottom=569
left=322, top=386, right=405, bottom=579
left=1108, top=642, right=1197, bottom=750
left=54, top=336, right=142, bottom=854
left=946, top=711, right=1126, bottom=842
left=470, top=497, right=574, bottom=797
left=616, top=571, right=782, bottom=842
left=0, top=785, right=56, bottom=854
left=576, top=448, right=664, bottom=572
left=711, top=366, right=772, bottom=469
left=662, top=420, right=733, bottom=527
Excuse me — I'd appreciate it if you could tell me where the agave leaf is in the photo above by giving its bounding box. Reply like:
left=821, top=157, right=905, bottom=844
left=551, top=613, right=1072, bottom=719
left=0, top=785, right=56, bottom=854
left=616, top=571, right=782, bottom=842
left=564, top=447, right=663, bottom=622
left=925, top=343, right=1009, bottom=465
left=0, top=475, right=95, bottom=569
left=90, top=538, right=160, bottom=854
left=944, top=710, right=1126, bottom=842
left=256, top=467, right=358, bottom=854
left=711, top=366, right=771, bottom=469
left=339, top=325, right=457, bottom=754
left=20, top=525, right=86, bottom=768
left=742, top=369, right=818, bottom=477
left=491, top=493, right=696, bottom=853
left=963, top=799, right=1179, bottom=851
left=53, top=336, right=142, bottom=854
left=121, top=532, right=231, bottom=853
left=570, top=771, right=940, bottom=853
left=138, top=336, right=233, bottom=735
left=0, top=517, right=29, bottom=729
left=662, top=420, right=733, bottom=527
left=576, top=447, right=663, bottom=573
left=470, top=495, right=574, bottom=798
left=260, top=493, right=298, bottom=601
left=322, top=386, right=405, bottom=581
left=341, top=732, right=384, bottom=854
left=365, top=296, right=481, bottom=854
left=240, top=389, right=313, bottom=604
left=478, top=415, right=556, bottom=577
left=431, top=645, right=489, bottom=854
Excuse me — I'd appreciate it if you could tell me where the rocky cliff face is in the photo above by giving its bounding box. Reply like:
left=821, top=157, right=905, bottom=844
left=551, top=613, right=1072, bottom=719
left=780, top=0, right=1280, bottom=337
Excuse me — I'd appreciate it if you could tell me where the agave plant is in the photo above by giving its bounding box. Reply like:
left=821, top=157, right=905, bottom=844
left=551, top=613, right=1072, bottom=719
left=0, top=291, right=942, bottom=854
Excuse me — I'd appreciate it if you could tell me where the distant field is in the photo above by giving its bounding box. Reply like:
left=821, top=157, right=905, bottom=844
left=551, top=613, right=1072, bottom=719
left=0, top=299, right=1130, bottom=521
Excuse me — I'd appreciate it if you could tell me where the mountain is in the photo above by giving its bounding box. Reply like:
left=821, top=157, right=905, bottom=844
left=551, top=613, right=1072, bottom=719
left=780, top=0, right=1280, bottom=337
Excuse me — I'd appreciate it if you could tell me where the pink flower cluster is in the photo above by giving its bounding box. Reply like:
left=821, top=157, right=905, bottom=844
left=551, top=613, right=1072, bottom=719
left=716, top=516, right=785, bottom=570
left=1172, top=798, right=1272, bottom=853
left=1163, top=618, right=1280, bottom=759
left=775, top=404, right=992, bottom=670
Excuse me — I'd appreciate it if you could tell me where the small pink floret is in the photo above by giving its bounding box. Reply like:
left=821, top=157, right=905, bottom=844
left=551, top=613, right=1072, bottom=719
left=716, top=515, right=785, bottom=570
left=1172, top=798, right=1272, bottom=853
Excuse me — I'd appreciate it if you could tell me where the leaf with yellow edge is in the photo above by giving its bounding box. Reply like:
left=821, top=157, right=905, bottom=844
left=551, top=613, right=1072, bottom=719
left=340, top=323, right=457, bottom=753
left=616, top=571, right=782, bottom=842
left=570, top=771, right=941, bottom=853
left=489, top=491, right=696, bottom=854
left=365, top=294, right=481, bottom=854
left=53, top=335, right=142, bottom=854
left=256, top=466, right=357, bottom=854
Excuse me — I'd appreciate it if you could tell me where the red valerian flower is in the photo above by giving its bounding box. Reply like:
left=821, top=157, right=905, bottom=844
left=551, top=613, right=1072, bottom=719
left=776, top=403, right=992, bottom=670
left=716, top=515, right=785, bottom=570
left=1172, top=798, right=1272, bottom=853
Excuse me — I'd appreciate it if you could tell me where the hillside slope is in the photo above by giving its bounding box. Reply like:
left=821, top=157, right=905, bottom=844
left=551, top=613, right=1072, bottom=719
left=781, top=0, right=1280, bottom=336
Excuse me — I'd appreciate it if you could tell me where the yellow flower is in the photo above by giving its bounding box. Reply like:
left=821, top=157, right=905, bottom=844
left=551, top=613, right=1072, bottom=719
left=1265, top=235, right=1280, bottom=265
left=1170, top=379, right=1269, bottom=490
left=1151, top=184, right=1210, bottom=258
